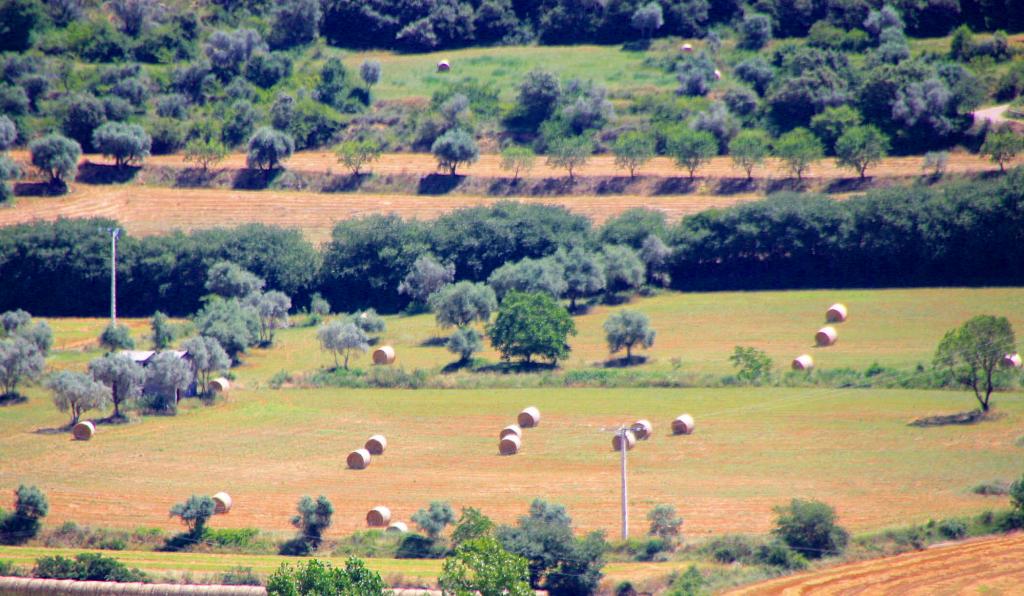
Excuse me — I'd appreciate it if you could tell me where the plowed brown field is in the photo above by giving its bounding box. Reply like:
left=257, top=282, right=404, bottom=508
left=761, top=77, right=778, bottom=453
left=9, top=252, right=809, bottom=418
left=0, top=185, right=762, bottom=244
left=726, top=532, right=1024, bottom=596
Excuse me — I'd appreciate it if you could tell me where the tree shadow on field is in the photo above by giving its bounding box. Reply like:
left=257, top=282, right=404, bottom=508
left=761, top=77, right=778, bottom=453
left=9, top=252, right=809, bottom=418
left=487, top=177, right=527, bottom=196
left=323, top=173, right=368, bottom=192
left=174, top=167, right=219, bottom=188
left=653, top=177, right=698, bottom=195
left=76, top=162, right=139, bottom=184
left=715, top=177, right=757, bottom=194
left=232, top=168, right=281, bottom=190
left=622, top=39, right=652, bottom=52
left=441, top=359, right=474, bottom=373
left=14, top=180, right=67, bottom=196
left=420, top=336, right=448, bottom=347
left=474, top=361, right=557, bottom=374
left=596, top=177, right=631, bottom=194
left=908, top=409, right=998, bottom=427
left=529, top=177, right=576, bottom=196
left=603, top=355, right=649, bottom=368
left=0, top=392, right=27, bottom=406
left=766, top=178, right=806, bottom=193
left=33, top=426, right=70, bottom=435
left=825, top=177, right=873, bottom=193
left=418, top=173, right=463, bottom=195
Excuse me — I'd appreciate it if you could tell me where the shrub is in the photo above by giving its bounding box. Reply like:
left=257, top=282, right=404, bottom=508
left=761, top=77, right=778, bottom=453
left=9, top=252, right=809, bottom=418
left=937, top=519, right=968, bottom=540
left=0, top=485, right=48, bottom=545
left=647, top=504, right=683, bottom=543
left=267, top=558, right=388, bottom=595
left=217, top=566, right=261, bottom=586
left=100, top=323, right=135, bottom=350
left=772, top=499, right=849, bottom=559
left=702, top=534, right=758, bottom=563
left=282, top=495, right=333, bottom=555
left=395, top=533, right=440, bottom=559
left=33, top=553, right=148, bottom=583
left=756, top=540, right=808, bottom=570
left=729, top=346, right=773, bottom=384
left=739, top=13, right=772, bottom=50
left=439, top=536, right=533, bottom=596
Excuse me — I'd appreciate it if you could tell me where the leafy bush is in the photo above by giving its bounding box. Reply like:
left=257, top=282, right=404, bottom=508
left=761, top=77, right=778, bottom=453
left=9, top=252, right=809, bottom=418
left=0, top=485, right=48, bottom=545
left=33, top=553, right=148, bottom=583
left=267, top=558, right=388, bottom=595
left=772, top=499, right=849, bottom=559
left=217, top=566, right=262, bottom=585
left=395, top=533, right=442, bottom=559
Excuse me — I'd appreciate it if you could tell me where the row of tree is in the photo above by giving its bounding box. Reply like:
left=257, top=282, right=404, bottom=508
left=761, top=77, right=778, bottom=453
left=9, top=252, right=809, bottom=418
left=1, top=170, right=1022, bottom=318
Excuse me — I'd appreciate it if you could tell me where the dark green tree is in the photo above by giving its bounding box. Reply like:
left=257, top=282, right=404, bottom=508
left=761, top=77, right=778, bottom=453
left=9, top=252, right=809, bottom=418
left=170, top=495, right=216, bottom=539
left=0, top=485, right=48, bottom=545
left=934, top=315, right=1016, bottom=412
left=487, top=292, right=576, bottom=364
left=771, top=499, right=849, bottom=559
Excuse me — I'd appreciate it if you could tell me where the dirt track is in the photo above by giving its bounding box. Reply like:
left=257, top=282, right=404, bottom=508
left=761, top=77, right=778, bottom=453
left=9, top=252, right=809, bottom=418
left=726, top=532, right=1024, bottom=595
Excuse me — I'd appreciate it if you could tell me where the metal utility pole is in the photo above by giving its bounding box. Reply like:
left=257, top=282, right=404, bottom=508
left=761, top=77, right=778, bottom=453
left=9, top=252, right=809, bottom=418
left=619, top=426, right=629, bottom=540
left=109, top=228, right=120, bottom=325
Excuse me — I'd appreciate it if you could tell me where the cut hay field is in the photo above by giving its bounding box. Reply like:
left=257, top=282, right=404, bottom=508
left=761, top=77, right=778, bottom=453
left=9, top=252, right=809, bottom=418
left=728, top=532, right=1024, bottom=595
left=0, top=185, right=760, bottom=245
left=2, top=385, right=1021, bottom=541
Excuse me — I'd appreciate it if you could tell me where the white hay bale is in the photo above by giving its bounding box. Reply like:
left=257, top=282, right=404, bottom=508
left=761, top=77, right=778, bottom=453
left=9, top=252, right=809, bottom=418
left=826, top=303, right=848, bottom=323
left=437, top=60, right=451, bottom=72
left=1003, top=353, right=1023, bottom=368
left=372, top=346, right=396, bottom=365
left=72, top=421, right=94, bottom=441
left=672, top=414, right=695, bottom=435
left=367, top=506, right=391, bottom=527
left=815, top=326, right=838, bottom=347
left=680, top=43, right=693, bottom=52
left=365, top=434, right=387, bottom=455
left=517, top=406, right=541, bottom=428
left=612, top=430, right=637, bottom=451
left=213, top=492, right=233, bottom=514
left=347, top=448, right=372, bottom=470
left=209, top=377, right=230, bottom=393
left=386, top=521, right=408, bottom=533
left=713, top=69, right=722, bottom=80
left=499, top=434, right=521, bottom=456
left=500, top=424, right=522, bottom=439
left=792, top=354, right=814, bottom=371
left=633, top=419, right=653, bottom=440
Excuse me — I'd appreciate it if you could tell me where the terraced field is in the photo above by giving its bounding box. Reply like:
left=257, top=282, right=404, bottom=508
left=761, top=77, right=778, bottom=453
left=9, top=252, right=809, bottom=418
left=728, top=532, right=1024, bottom=595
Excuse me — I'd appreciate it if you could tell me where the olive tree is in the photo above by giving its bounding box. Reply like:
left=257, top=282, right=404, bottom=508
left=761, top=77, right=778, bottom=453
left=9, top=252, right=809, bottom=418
left=774, top=128, right=823, bottom=180
left=334, top=139, right=382, bottom=176
left=194, top=298, right=259, bottom=360
left=88, top=353, right=145, bottom=419
left=412, top=501, right=456, bottom=540
left=432, top=129, right=479, bottom=175
left=247, top=127, right=295, bottom=171
left=29, top=134, right=81, bottom=187
left=647, top=504, right=683, bottom=543
left=150, top=311, right=174, bottom=350
left=500, top=145, right=535, bottom=181
left=602, top=245, right=646, bottom=294
left=399, top=254, right=455, bottom=306
left=92, top=122, right=151, bottom=168
left=254, top=290, right=292, bottom=345
left=835, top=125, right=889, bottom=179
left=631, top=2, right=664, bottom=39
left=612, top=131, right=655, bottom=177
left=980, top=129, right=1024, bottom=173
left=488, top=257, right=567, bottom=301
left=447, top=327, right=483, bottom=363
left=934, top=315, right=1016, bottom=412
left=181, top=336, right=230, bottom=395
left=729, top=129, right=771, bottom=179
left=99, top=323, right=135, bottom=350
left=0, top=337, right=45, bottom=397
left=640, top=234, right=671, bottom=286
left=285, top=495, right=333, bottom=555
left=555, top=246, right=605, bottom=311
left=546, top=136, right=592, bottom=180
left=604, top=310, right=655, bottom=361
left=317, top=320, right=368, bottom=369
left=0, top=485, right=48, bottom=545
left=428, top=281, right=498, bottom=329
left=360, top=60, right=382, bottom=88
left=183, top=138, right=227, bottom=172
left=668, top=128, right=717, bottom=179
left=169, top=495, right=216, bottom=539
left=205, top=261, right=265, bottom=299
left=48, top=371, right=109, bottom=426
left=144, top=352, right=193, bottom=413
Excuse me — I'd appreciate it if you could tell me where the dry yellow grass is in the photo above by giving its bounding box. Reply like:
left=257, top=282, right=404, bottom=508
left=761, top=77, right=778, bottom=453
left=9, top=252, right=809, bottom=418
left=727, top=532, right=1024, bottom=595
left=0, top=185, right=762, bottom=244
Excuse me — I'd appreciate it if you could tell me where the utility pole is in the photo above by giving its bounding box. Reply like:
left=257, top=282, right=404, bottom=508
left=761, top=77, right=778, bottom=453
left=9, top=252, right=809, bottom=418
left=109, top=228, right=120, bottom=325
left=619, top=426, right=629, bottom=540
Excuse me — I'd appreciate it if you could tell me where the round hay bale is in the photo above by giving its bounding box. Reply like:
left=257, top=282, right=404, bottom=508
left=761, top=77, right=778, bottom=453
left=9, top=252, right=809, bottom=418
left=347, top=448, right=372, bottom=470
left=680, top=43, right=693, bottom=52
left=633, top=419, right=653, bottom=440
left=372, top=346, right=396, bottom=365
left=612, top=430, right=637, bottom=451
left=713, top=69, right=722, bottom=80
left=72, top=421, right=94, bottom=441
left=366, top=506, right=391, bottom=527
left=815, top=326, right=838, bottom=347
left=386, top=521, right=408, bottom=534
left=517, top=406, right=541, bottom=428
left=672, top=414, right=695, bottom=435
left=209, top=377, right=230, bottom=393
left=792, top=354, right=814, bottom=371
left=365, top=434, right=387, bottom=455
left=499, top=434, right=521, bottom=456
left=1003, top=353, right=1023, bottom=368
left=213, top=492, right=233, bottom=514
left=500, top=424, right=522, bottom=439
left=826, top=303, right=848, bottom=323
left=437, top=60, right=451, bottom=72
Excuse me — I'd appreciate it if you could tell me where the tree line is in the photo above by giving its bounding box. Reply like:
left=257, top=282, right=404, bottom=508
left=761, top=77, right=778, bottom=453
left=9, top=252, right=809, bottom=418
left=1, top=170, right=1021, bottom=317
